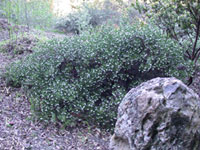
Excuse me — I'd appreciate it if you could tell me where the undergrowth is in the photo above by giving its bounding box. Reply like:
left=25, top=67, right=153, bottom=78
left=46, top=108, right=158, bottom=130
left=4, top=21, right=193, bottom=130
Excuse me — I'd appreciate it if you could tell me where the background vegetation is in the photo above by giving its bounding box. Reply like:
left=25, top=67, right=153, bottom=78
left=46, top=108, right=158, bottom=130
left=0, top=0, right=54, bottom=29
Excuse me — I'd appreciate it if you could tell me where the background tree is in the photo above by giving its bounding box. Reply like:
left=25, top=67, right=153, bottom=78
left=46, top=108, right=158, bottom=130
left=134, top=0, right=200, bottom=84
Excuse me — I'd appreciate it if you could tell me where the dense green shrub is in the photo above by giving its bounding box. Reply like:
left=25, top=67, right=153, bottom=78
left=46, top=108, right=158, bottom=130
left=5, top=21, right=193, bottom=130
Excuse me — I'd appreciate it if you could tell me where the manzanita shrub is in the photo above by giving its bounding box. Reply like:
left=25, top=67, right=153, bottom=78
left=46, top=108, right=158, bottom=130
left=5, top=21, right=193, bottom=130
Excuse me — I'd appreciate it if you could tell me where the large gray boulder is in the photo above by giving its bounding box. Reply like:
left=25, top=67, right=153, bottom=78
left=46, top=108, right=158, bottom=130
left=110, top=77, right=200, bottom=150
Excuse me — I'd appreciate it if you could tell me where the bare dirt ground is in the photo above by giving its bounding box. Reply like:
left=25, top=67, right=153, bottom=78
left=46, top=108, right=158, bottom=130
left=0, top=19, right=110, bottom=150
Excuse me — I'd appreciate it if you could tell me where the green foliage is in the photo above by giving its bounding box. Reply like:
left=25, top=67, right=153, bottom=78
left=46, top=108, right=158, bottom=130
left=134, top=0, right=200, bottom=40
left=5, top=21, right=192, bottom=130
left=0, top=0, right=55, bottom=29
left=134, top=0, right=200, bottom=84
left=56, top=1, right=120, bottom=34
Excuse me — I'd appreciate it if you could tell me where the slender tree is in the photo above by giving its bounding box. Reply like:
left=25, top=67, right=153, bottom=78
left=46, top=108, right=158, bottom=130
left=135, top=0, right=200, bottom=85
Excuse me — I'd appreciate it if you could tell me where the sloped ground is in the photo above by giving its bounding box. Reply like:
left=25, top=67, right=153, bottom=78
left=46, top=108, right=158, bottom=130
left=1, top=18, right=200, bottom=150
left=0, top=19, right=110, bottom=150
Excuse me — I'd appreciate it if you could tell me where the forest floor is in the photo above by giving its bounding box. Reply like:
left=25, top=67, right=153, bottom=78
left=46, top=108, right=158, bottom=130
left=0, top=19, right=110, bottom=150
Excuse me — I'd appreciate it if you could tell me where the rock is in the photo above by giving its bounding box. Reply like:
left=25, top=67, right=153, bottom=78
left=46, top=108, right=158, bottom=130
left=110, top=77, right=200, bottom=150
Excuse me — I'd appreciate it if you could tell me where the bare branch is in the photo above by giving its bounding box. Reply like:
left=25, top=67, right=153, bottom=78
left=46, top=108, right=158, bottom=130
left=187, top=3, right=198, bottom=22
left=195, top=47, right=200, bottom=64
left=185, top=50, right=192, bottom=59
left=192, top=17, right=200, bottom=60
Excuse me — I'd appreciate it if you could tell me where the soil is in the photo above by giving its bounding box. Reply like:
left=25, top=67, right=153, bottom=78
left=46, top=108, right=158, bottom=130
left=0, top=18, right=111, bottom=150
